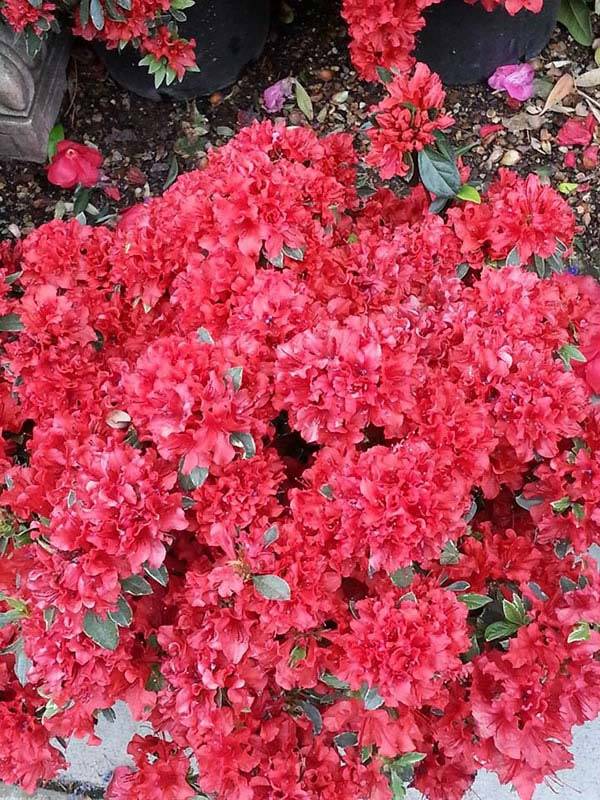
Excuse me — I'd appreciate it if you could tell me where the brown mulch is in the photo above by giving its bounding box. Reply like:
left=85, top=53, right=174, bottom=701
left=0, top=0, right=598, bottom=269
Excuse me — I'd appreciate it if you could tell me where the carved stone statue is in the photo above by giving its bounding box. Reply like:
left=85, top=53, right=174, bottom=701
left=0, top=24, right=69, bottom=162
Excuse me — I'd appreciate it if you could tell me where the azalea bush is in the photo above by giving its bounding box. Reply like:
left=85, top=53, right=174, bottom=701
left=0, top=0, right=197, bottom=86
left=0, top=64, right=600, bottom=800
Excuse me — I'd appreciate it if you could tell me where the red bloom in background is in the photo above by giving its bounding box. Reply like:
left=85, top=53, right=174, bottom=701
left=556, top=114, right=598, bottom=147
left=46, top=140, right=103, bottom=189
left=142, top=27, right=197, bottom=80
left=367, top=62, right=454, bottom=179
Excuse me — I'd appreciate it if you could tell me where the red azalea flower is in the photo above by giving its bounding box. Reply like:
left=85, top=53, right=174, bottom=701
left=46, top=140, right=103, bottom=189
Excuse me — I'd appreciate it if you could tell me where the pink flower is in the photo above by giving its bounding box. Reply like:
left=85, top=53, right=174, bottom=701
left=488, top=63, right=535, bottom=102
left=46, top=140, right=103, bottom=189
left=262, top=78, right=294, bottom=113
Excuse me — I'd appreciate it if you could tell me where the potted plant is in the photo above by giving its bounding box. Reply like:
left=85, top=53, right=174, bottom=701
left=0, top=0, right=270, bottom=99
left=342, top=0, right=562, bottom=84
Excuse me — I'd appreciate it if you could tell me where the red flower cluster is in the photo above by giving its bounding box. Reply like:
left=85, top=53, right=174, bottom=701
left=0, top=119, right=599, bottom=800
left=366, top=62, right=454, bottom=179
left=1, top=0, right=196, bottom=81
left=342, top=0, right=546, bottom=79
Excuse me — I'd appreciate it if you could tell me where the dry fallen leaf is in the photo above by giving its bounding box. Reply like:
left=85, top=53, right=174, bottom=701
left=503, top=112, right=545, bottom=132
left=536, top=74, right=575, bottom=115
left=575, top=68, right=600, bottom=88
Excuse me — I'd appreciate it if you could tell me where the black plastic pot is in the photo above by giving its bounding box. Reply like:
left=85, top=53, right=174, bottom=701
left=97, top=0, right=270, bottom=100
left=415, top=0, right=560, bottom=85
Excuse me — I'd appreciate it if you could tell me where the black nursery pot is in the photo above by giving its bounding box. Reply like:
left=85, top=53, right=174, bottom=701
left=96, top=0, right=270, bottom=100
left=415, top=0, right=560, bottom=85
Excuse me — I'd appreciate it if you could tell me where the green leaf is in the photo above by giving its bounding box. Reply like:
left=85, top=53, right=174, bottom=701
left=67, top=490, right=77, bottom=508
left=83, top=612, right=119, bottom=650
left=515, top=493, right=543, bottom=510
left=558, top=343, right=586, bottom=369
left=144, top=563, right=169, bottom=587
left=145, top=663, right=165, bottom=691
left=484, top=620, right=519, bottom=641
left=230, top=432, right=256, bottom=459
left=320, top=672, right=349, bottom=690
left=568, top=621, right=591, bottom=643
left=558, top=182, right=578, bottom=195
left=560, top=576, right=579, bottom=593
left=178, top=466, right=209, bottom=492
left=107, top=596, right=133, bottom=627
left=226, top=366, right=243, bottom=392
left=319, top=484, right=334, bottom=500
left=47, top=123, right=64, bottom=160
left=79, top=0, right=90, bottom=26
left=440, top=540, right=460, bottom=565
left=294, top=80, right=314, bottom=121
left=0, top=610, right=22, bottom=628
left=394, top=752, right=427, bottom=768
left=551, top=496, right=572, bottom=513
left=505, top=245, right=521, bottom=267
left=503, top=597, right=526, bottom=626
left=282, top=245, right=305, bottom=262
left=289, top=644, right=306, bottom=666
left=163, top=155, right=179, bottom=190
left=417, top=146, right=461, bottom=199
left=90, top=0, right=105, bottom=29
left=446, top=580, right=470, bottom=592
left=334, top=731, right=358, bottom=749
left=456, top=184, right=481, bottom=204
left=299, top=700, right=322, bottom=734
left=121, top=575, right=153, bottom=596
left=458, top=593, right=493, bottom=610
left=73, top=187, right=91, bottom=217
left=252, top=574, right=291, bottom=601
left=376, top=66, right=394, bottom=84
left=13, top=639, right=32, bottom=686
left=117, top=0, right=132, bottom=8
left=197, top=327, right=214, bottom=344
left=456, top=263, right=469, bottom=280
left=263, top=524, right=279, bottom=545
left=390, top=567, right=414, bottom=588
left=0, top=314, right=24, bottom=332
left=558, top=0, right=593, bottom=46
left=362, top=686, right=384, bottom=710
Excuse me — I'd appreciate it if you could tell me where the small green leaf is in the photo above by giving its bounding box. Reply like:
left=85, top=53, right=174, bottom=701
left=252, top=574, right=291, bottom=601
left=516, top=493, right=543, bottom=510
left=90, top=0, right=105, bottom=29
left=446, top=581, right=470, bottom=592
left=320, top=672, right=349, bottom=690
left=319, top=484, right=334, bottom=500
left=144, top=563, right=169, bottom=587
left=83, top=612, right=119, bottom=650
left=67, top=490, right=77, bottom=508
left=0, top=314, right=24, bottom=332
left=558, top=182, right=578, bottom=195
left=558, top=0, right=593, bottom=46
left=145, top=663, right=165, bottom=691
left=503, top=597, right=526, bottom=626
left=390, top=567, right=414, bottom=588
left=79, top=0, right=90, bottom=26
left=458, top=593, right=493, bottom=610
left=456, top=184, right=481, bottom=204
left=47, top=123, right=64, bottom=160
left=163, top=155, right=179, bottom=190
left=294, top=80, right=314, bottom=121
left=107, top=596, right=133, bottom=627
left=551, top=496, right=572, bottom=513
left=394, top=752, right=427, bottom=768
left=560, top=576, right=579, bottom=593
left=121, top=575, right=153, bottom=596
left=567, top=621, right=591, bottom=643
left=282, top=245, right=305, bottom=262
left=484, top=620, right=519, bottom=641
left=376, top=66, right=394, bottom=84
left=440, top=540, right=460, bottom=565
left=417, top=146, right=461, bottom=199
left=362, top=686, right=384, bottom=710
left=178, top=466, right=209, bottom=492
left=197, top=327, right=214, bottom=344
left=263, top=524, right=279, bottom=546
left=299, top=700, right=323, bottom=734
left=226, top=366, right=243, bottom=392
left=289, top=644, right=306, bottom=666
left=334, top=731, right=358, bottom=749
left=558, top=343, right=587, bottom=370
left=505, top=245, right=521, bottom=267
left=230, top=432, right=256, bottom=459
left=456, top=262, right=469, bottom=280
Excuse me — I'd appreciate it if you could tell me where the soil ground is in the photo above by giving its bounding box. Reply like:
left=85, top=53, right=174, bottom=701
left=0, top=0, right=598, bottom=268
